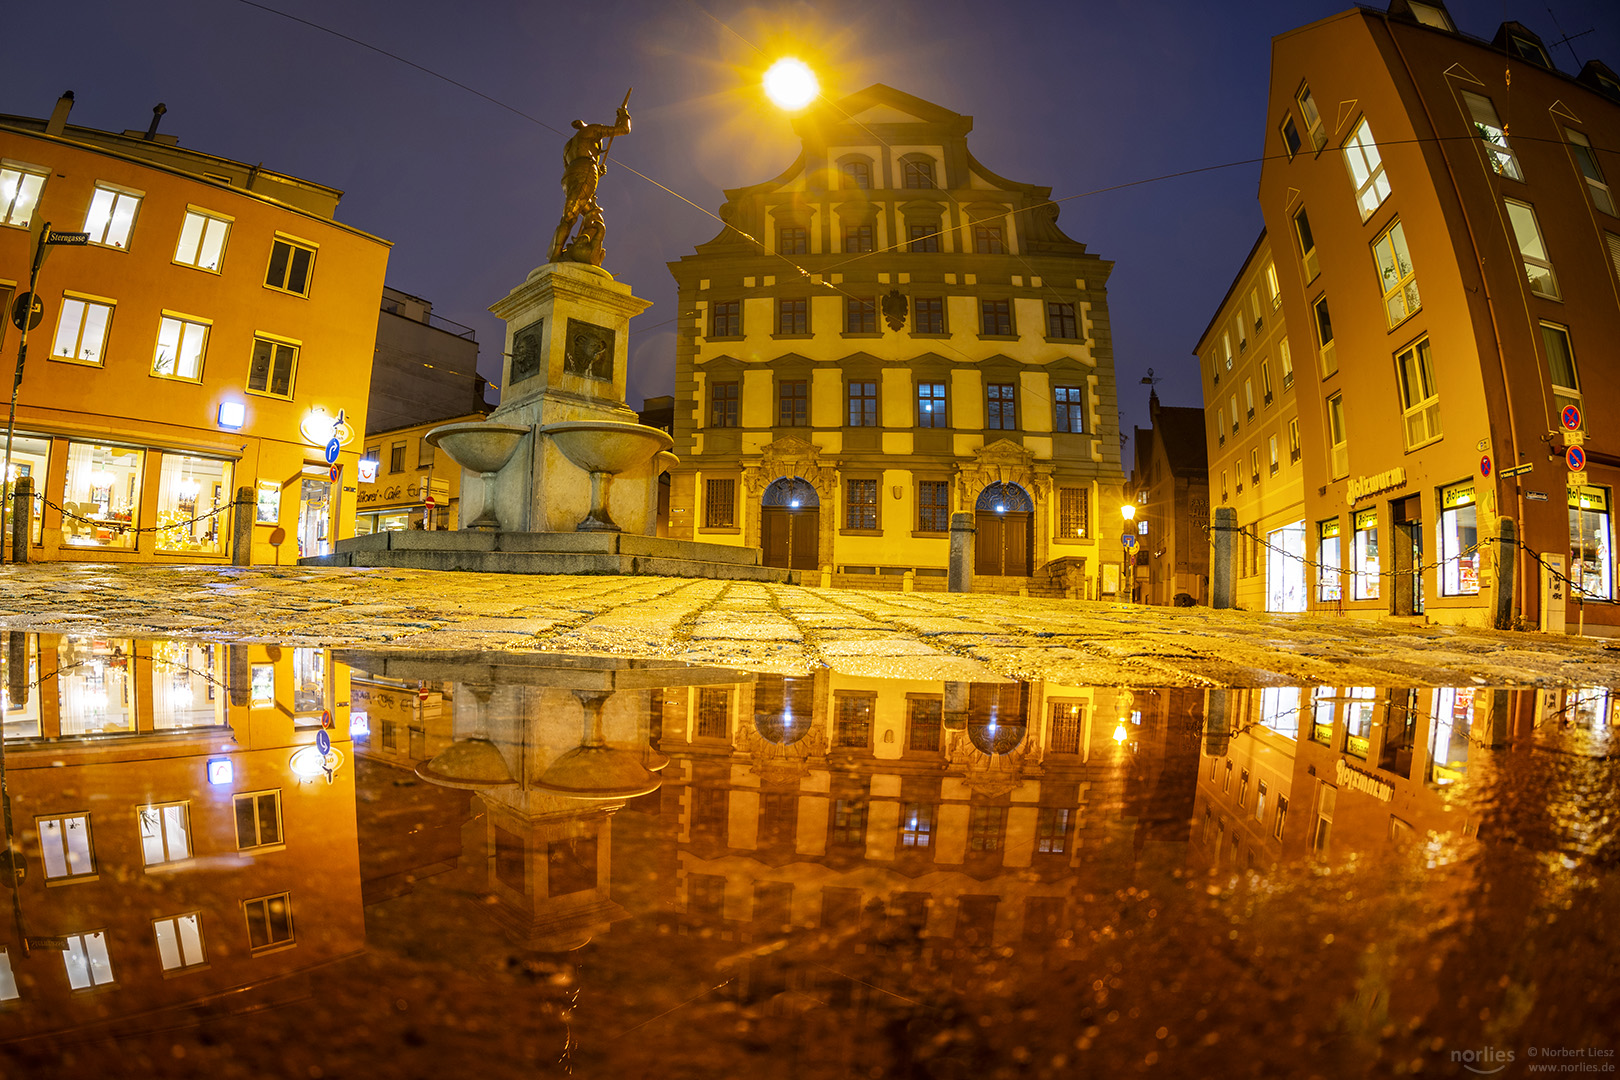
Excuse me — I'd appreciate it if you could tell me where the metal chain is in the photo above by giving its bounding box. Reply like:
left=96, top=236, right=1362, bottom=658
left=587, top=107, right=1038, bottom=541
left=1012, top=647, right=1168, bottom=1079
left=3, top=490, right=232, bottom=536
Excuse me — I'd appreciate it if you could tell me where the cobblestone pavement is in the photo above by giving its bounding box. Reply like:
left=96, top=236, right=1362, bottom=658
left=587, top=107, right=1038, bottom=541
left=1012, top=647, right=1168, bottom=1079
left=2, top=562, right=1618, bottom=688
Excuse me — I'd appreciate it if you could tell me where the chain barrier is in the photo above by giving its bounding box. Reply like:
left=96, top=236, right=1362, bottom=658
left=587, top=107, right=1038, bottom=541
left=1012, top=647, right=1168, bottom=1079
left=3, top=489, right=232, bottom=537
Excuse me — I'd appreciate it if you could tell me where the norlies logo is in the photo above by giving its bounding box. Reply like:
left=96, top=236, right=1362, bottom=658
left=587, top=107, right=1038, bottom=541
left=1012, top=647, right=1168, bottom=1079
left=1452, top=1046, right=1515, bottom=1074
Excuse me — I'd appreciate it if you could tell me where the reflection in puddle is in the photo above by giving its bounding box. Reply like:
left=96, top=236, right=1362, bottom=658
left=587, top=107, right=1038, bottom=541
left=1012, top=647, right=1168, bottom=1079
left=0, top=632, right=1615, bottom=1076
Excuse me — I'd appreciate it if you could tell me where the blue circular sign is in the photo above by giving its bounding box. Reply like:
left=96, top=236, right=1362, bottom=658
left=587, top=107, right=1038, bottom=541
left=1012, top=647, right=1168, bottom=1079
left=1480, top=455, right=1492, bottom=478
left=1562, top=404, right=1582, bottom=431
left=316, top=729, right=331, bottom=756
left=324, top=438, right=341, bottom=464
left=1567, top=445, right=1586, bottom=472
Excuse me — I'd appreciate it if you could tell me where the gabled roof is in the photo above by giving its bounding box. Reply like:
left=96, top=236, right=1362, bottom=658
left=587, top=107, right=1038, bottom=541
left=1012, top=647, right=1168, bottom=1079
left=1154, top=406, right=1210, bottom=478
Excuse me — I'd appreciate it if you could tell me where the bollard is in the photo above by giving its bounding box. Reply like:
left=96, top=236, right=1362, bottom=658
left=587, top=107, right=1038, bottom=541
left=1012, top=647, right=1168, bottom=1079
left=1494, top=518, right=1516, bottom=630
left=9, top=477, right=31, bottom=564
left=228, top=644, right=250, bottom=707
left=820, top=565, right=832, bottom=589
left=902, top=570, right=914, bottom=593
left=1211, top=507, right=1236, bottom=609
left=231, top=485, right=255, bottom=566
left=948, top=512, right=975, bottom=593
left=6, top=631, right=27, bottom=708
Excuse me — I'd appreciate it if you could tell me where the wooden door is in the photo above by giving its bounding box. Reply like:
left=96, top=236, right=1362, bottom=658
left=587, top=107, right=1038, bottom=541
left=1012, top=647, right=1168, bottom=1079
left=762, top=508, right=791, bottom=568
left=975, top=512, right=1031, bottom=576
left=790, top=510, right=818, bottom=570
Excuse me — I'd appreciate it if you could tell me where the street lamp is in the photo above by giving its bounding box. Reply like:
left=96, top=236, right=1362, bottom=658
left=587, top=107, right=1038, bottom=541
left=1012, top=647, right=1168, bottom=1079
left=763, top=59, right=818, bottom=111
left=1120, top=502, right=1136, bottom=603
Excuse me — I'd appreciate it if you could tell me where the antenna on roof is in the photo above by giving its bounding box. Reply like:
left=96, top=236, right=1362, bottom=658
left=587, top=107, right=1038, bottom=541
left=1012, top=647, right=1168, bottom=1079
left=1542, top=3, right=1594, bottom=66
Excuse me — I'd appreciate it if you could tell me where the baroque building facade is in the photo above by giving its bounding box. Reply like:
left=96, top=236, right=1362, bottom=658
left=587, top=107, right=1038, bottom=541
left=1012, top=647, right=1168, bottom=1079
left=666, top=86, right=1127, bottom=595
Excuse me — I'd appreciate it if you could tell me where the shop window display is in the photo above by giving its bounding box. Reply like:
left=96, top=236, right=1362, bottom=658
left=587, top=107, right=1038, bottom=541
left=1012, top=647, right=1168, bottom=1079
left=62, top=443, right=143, bottom=549
left=155, top=455, right=232, bottom=554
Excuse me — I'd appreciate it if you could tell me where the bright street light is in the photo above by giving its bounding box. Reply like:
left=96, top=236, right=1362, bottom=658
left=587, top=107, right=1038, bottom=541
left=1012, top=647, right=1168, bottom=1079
left=764, top=59, right=818, bottom=110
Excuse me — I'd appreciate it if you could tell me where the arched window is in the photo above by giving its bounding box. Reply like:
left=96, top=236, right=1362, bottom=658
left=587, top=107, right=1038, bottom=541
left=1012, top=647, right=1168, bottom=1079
left=762, top=477, right=820, bottom=508
left=975, top=482, right=1032, bottom=513
left=841, top=159, right=872, bottom=190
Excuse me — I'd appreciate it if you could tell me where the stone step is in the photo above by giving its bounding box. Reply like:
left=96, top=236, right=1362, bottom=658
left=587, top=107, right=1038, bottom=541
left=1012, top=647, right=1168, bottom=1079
left=306, top=546, right=794, bottom=583
left=331, top=530, right=762, bottom=567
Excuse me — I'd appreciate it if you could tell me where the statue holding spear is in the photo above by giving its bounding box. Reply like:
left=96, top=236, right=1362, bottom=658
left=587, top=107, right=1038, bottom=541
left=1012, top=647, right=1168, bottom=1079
left=548, top=89, right=631, bottom=267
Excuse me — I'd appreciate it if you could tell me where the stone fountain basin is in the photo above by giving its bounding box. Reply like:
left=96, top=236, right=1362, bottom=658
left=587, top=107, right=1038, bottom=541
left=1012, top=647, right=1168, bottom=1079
left=540, top=421, right=674, bottom=475
left=426, top=421, right=531, bottom=474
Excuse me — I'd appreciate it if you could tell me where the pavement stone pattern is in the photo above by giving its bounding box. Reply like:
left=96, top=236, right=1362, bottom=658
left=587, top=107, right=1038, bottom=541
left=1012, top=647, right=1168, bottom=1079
left=2, top=563, right=1619, bottom=688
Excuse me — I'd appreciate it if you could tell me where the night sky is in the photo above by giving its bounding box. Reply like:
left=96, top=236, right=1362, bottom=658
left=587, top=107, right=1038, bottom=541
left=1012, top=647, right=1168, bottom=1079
left=4, top=0, right=1617, bottom=453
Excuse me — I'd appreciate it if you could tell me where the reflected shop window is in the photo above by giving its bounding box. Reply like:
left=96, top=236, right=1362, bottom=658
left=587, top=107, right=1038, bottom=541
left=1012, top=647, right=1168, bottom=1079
left=2, top=633, right=42, bottom=739
left=293, top=647, right=326, bottom=723
left=58, top=638, right=138, bottom=736
left=155, top=455, right=233, bottom=554
left=62, top=442, right=144, bottom=549
left=152, top=641, right=225, bottom=729
left=2, top=434, right=49, bottom=547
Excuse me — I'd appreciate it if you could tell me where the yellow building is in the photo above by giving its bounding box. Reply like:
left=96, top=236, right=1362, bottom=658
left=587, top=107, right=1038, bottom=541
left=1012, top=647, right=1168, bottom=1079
left=667, top=85, right=1127, bottom=596
left=355, top=412, right=485, bottom=534
left=0, top=93, right=390, bottom=565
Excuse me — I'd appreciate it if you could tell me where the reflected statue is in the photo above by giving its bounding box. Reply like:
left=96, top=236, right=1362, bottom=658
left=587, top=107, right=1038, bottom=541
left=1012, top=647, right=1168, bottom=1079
left=548, top=93, right=632, bottom=266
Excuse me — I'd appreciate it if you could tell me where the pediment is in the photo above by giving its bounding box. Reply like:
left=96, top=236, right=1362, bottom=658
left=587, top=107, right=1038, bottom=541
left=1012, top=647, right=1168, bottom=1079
left=846, top=103, right=934, bottom=126
left=975, top=438, right=1035, bottom=464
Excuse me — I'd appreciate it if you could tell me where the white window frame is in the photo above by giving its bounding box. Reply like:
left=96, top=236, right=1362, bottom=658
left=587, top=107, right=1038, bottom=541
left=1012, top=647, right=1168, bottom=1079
left=1297, top=83, right=1327, bottom=151
left=139, top=802, right=193, bottom=867
left=38, top=812, right=96, bottom=881
left=1504, top=199, right=1560, bottom=299
left=50, top=293, right=115, bottom=367
left=0, top=161, right=48, bottom=228
left=234, top=789, right=284, bottom=851
left=1567, top=130, right=1616, bottom=216
left=152, top=312, right=212, bottom=383
left=63, top=931, right=115, bottom=990
left=1373, top=219, right=1421, bottom=327
left=173, top=207, right=233, bottom=272
left=243, top=892, right=296, bottom=953
left=153, top=912, right=207, bottom=972
left=1327, top=393, right=1348, bottom=480
left=1540, top=322, right=1581, bottom=419
left=1395, top=337, right=1443, bottom=449
left=83, top=182, right=143, bottom=249
left=1343, top=119, right=1392, bottom=220
left=1462, top=92, right=1523, bottom=181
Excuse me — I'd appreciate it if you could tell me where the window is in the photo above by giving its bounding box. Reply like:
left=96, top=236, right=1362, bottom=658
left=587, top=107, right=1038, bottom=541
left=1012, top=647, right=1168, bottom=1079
left=1294, top=206, right=1320, bottom=282
left=846, top=295, right=877, bottom=333
left=1541, top=323, right=1581, bottom=417
left=913, top=296, right=944, bottom=333
left=152, top=313, right=210, bottom=381
left=705, top=478, right=735, bottom=528
left=1255, top=780, right=1269, bottom=822
left=973, top=224, right=1005, bottom=254
left=1220, top=471, right=1228, bottom=503
left=0, top=163, right=47, bottom=227
left=1297, top=84, right=1327, bottom=150
left=841, top=160, right=871, bottom=189
left=986, top=382, right=1016, bottom=429
left=1274, top=796, right=1289, bottom=839
left=63, top=443, right=143, bottom=550
left=981, top=299, right=1013, bottom=336
left=139, top=803, right=192, bottom=866
left=1261, top=361, right=1273, bottom=405
left=1353, top=509, right=1380, bottom=600
left=173, top=208, right=231, bottom=271
left=1373, top=220, right=1421, bottom=326
left=1250, top=288, right=1264, bottom=332
left=918, top=480, right=950, bottom=532
left=1327, top=393, right=1348, bottom=480
left=51, top=295, right=114, bottom=366
left=234, top=791, right=283, bottom=850
left=1054, top=386, right=1085, bottom=433
left=1238, top=768, right=1250, bottom=807
left=917, top=381, right=947, bottom=427
left=900, top=803, right=934, bottom=849
left=847, top=380, right=878, bottom=427
left=1343, top=120, right=1392, bottom=219
left=908, top=696, right=942, bottom=751
left=243, top=893, right=294, bottom=952
left=1058, top=486, right=1088, bottom=539
left=1229, top=394, right=1239, bottom=434
left=903, top=158, right=936, bottom=188
left=1288, top=417, right=1301, bottom=464
left=779, top=225, right=807, bottom=255
left=1047, top=302, right=1078, bottom=339
left=1570, top=486, right=1613, bottom=601
left=1222, top=331, right=1234, bottom=370
left=63, top=932, right=114, bottom=989
left=1265, top=261, right=1282, bottom=309
left=777, top=297, right=808, bottom=334
left=1223, top=761, right=1233, bottom=792
left=389, top=442, right=406, bottom=473
left=695, top=687, right=729, bottom=738
left=833, top=693, right=873, bottom=747
left=1245, top=378, right=1255, bottom=419
left=969, top=806, right=1005, bottom=853
left=1568, top=130, right=1616, bottom=215
left=1250, top=448, right=1261, bottom=485
left=908, top=223, right=940, bottom=253
left=84, top=183, right=142, bottom=248
left=1279, top=337, right=1294, bottom=389
left=1049, top=701, right=1084, bottom=753
left=1036, top=807, right=1071, bottom=854
left=710, top=300, right=740, bottom=337
left=154, top=913, right=206, bottom=971
left=1314, top=296, right=1337, bottom=377
left=1440, top=482, right=1481, bottom=596
left=1217, top=406, right=1226, bottom=445
left=1462, top=93, right=1522, bottom=180
left=39, top=813, right=96, bottom=881
left=247, top=335, right=298, bottom=398
left=779, top=379, right=808, bottom=426
left=843, top=224, right=873, bottom=254
left=1509, top=33, right=1551, bottom=68
left=709, top=381, right=738, bottom=428
left=828, top=799, right=868, bottom=849
left=1315, top=521, right=1341, bottom=605
left=264, top=237, right=315, bottom=296
left=1280, top=116, right=1302, bottom=159
left=1237, top=314, right=1247, bottom=354
left=846, top=478, right=877, bottom=529
left=1269, top=435, right=1280, bottom=475
left=1395, top=338, right=1442, bottom=448
left=1504, top=199, right=1559, bottom=298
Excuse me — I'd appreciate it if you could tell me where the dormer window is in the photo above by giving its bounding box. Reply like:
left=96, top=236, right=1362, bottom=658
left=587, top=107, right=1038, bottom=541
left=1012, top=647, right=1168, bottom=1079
left=1510, top=33, right=1551, bottom=68
left=1403, top=1, right=1454, bottom=31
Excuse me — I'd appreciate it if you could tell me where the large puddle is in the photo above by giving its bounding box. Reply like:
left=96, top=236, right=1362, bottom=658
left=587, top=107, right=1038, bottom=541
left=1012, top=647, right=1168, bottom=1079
left=1, top=632, right=1615, bottom=1078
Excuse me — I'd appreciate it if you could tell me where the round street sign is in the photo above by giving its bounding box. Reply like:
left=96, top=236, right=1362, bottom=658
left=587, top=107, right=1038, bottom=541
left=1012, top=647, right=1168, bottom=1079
left=324, top=438, right=341, bottom=465
left=1562, top=404, right=1582, bottom=431
left=10, top=292, right=42, bottom=332
left=1480, top=455, right=1492, bottom=478
left=316, top=729, right=331, bottom=756
left=1567, top=445, right=1586, bottom=472
left=424, top=495, right=436, bottom=509
left=328, top=464, right=340, bottom=482
left=417, top=685, right=429, bottom=703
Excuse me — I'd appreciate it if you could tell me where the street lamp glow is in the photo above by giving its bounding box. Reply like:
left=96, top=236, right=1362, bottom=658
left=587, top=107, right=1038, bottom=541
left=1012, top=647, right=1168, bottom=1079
left=764, top=59, right=819, bottom=110
left=1121, top=503, right=1136, bottom=522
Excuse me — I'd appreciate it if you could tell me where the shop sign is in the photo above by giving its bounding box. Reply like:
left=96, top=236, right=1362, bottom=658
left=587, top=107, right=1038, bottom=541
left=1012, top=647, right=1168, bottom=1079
left=1336, top=759, right=1394, bottom=802
left=299, top=407, right=355, bottom=448
left=1347, top=466, right=1407, bottom=504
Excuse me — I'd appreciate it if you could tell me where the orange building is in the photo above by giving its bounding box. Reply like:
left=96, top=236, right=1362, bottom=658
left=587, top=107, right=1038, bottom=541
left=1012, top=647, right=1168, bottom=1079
left=0, top=93, right=390, bottom=564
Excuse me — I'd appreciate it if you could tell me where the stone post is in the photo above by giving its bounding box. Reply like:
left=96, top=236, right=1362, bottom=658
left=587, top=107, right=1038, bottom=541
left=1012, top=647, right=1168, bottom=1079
left=1211, top=507, right=1236, bottom=609
left=1493, top=517, right=1516, bottom=630
left=231, top=486, right=255, bottom=566
left=902, top=569, right=914, bottom=593
left=9, top=476, right=31, bottom=563
left=820, top=565, right=832, bottom=589
left=6, top=631, right=27, bottom=708
left=228, top=644, right=251, bottom=708
left=948, top=512, right=975, bottom=594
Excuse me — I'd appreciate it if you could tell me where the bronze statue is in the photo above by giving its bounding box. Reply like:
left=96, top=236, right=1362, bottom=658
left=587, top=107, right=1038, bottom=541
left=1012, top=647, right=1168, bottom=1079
left=549, top=92, right=631, bottom=265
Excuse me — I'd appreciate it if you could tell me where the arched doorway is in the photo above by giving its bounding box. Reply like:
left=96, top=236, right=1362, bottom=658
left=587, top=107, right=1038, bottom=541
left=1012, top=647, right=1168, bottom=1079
left=760, top=477, right=819, bottom=570
left=974, top=482, right=1032, bottom=577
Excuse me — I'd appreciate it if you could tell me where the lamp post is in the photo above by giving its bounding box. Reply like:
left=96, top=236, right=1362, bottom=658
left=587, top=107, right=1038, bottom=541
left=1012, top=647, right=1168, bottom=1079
left=1120, top=502, right=1136, bottom=603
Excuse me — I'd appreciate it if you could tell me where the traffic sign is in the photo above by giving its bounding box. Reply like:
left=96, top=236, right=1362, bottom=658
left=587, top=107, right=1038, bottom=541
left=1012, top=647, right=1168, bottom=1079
left=46, top=231, right=90, bottom=246
left=10, top=292, right=42, bottom=331
left=1480, top=455, right=1492, bottom=478
left=1567, top=445, right=1586, bottom=472
left=1121, top=534, right=1138, bottom=549
left=1567, top=428, right=1585, bottom=446
left=417, top=684, right=429, bottom=703
left=324, top=438, right=341, bottom=465
left=1569, top=471, right=1588, bottom=490
left=316, top=729, right=331, bottom=756
left=424, top=494, right=436, bottom=509
left=328, top=464, right=340, bottom=482
left=1562, top=404, right=1582, bottom=431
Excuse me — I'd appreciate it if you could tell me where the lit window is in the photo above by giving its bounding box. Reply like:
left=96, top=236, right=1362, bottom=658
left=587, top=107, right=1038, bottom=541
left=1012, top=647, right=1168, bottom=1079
left=38, top=813, right=96, bottom=881
left=247, top=335, right=299, bottom=398
left=1058, top=487, right=1088, bottom=538
left=51, top=295, right=114, bottom=366
left=1462, top=93, right=1522, bottom=181
left=1372, top=220, right=1421, bottom=327
left=1279, top=337, right=1294, bottom=389
left=1222, top=331, right=1234, bottom=369
left=265, top=237, right=315, bottom=296
left=1569, top=487, right=1613, bottom=601
left=918, top=480, right=950, bottom=532
left=233, top=790, right=283, bottom=850
left=1228, top=394, right=1238, bottom=434
left=152, top=313, right=211, bottom=381
left=1439, top=482, right=1480, bottom=596
left=1054, top=386, right=1085, bottom=433
left=173, top=208, right=231, bottom=272
left=1343, top=119, right=1392, bottom=219
left=1245, top=378, right=1255, bottom=419
left=1567, top=130, right=1616, bottom=215
left=62, top=445, right=143, bottom=550
left=1250, top=288, right=1263, bottom=332
left=695, top=688, right=728, bottom=738
left=1294, top=206, right=1320, bottom=282
left=1036, top=807, right=1071, bottom=853
left=1250, top=448, right=1261, bottom=485
left=1395, top=338, right=1442, bottom=448
left=1265, top=261, right=1281, bottom=308
left=1261, top=360, right=1273, bottom=405
left=1314, top=296, right=1337, bottom=377
left=153, top=913, right=206, bottom=971
left=1407, top=2, right=1453, bottom=30
left=1504, top=199, right=1559, bottom=298
left=0, top=163, right=48, bottom=228
left=969, top=805, right=1005, bottom=852
left=917, top=381, right=947, bottom=427
left=1220, top=470, right=1228, bottom=503
left=1326, top=393, right=1348, bottom=480
left=834, top=693, right=873, bottom=746
left=84, top=183, right=142, bottom=249
left=986, top=382, right=1017, bottom=430
left=243, top=893, right=295, bottom=952
left=1288, top=417, right=1301, bottom=463
left=139, top=803, right=192, bottom=866
left=1353, top=509, right=1380, bottom=600
left=709, top=381, right=738, bottom=428
left=1217, top=406, right=1226, bottom=445
left=1269, top=435, right=1280, bottom=475
left=0, top=947, right=17, bottom=1001
left=901, top=803, right=934, bottom=848
left=1274, top=795, right=1289, bottom=839
left=1318, top=519, right=1342, bottom=601
left=1297, top=84, right=1327, bottom=150
left=1541, top=323, right=1581, bottom=418
left=63, top=931, right=115, bottom=989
